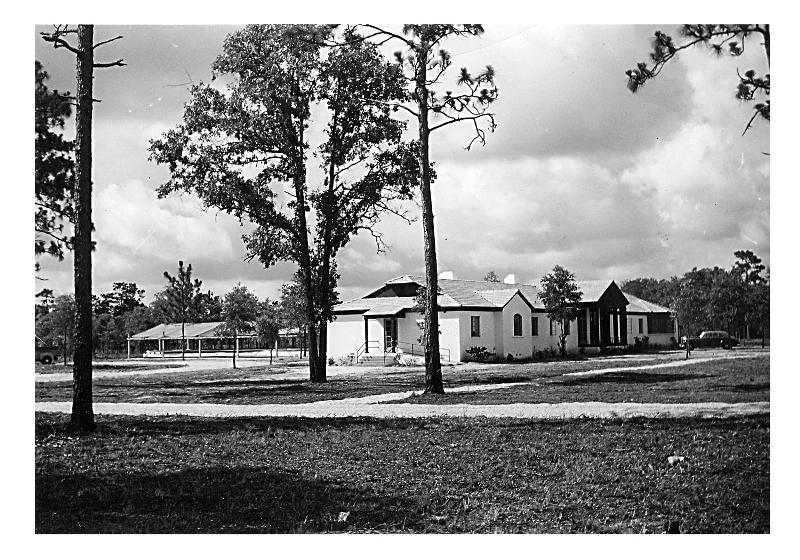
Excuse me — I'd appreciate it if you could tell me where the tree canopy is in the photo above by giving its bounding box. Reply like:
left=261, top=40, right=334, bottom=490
left=621, top=250, right=769, bottom=342
left=35, top=60, right=74, bottom=271
left=539, top=265, right=583, bottom=356
left=217, top=284, right=260, bottom=368
left=150, top=24, right=420, bottom=382
left=626, top=24, right=770, bottom=135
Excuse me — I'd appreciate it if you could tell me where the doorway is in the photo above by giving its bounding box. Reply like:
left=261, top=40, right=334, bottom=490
left=384, top=317, right=398, bottom=352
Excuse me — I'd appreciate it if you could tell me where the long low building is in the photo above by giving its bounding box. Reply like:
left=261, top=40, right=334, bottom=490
left=327, top=274, right=677, bottom=363
left=127, top=322, right=308, bottom=358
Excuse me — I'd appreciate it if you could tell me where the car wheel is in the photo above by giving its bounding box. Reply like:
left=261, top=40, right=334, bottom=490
left=41, top=356, right=53, bottom=365
left=722, top=342, right=730, bottom=350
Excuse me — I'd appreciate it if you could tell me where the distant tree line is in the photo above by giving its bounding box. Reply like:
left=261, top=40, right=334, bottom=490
left=35, top=261, right=310, bottom=360
left=621, top=250, right=769, bottom=343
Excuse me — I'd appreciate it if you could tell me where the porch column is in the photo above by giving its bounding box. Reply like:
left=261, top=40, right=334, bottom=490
left=364, top=316, right=369, bottom=353
left=127, top=339, right=131, bottom=360
left=198, top=338, right=202, bottom=358
left=612, top=309, right=619, bottom=345
left=235, top=336, right=239, bottom=358
left=620, top=309, right=628, bottom=345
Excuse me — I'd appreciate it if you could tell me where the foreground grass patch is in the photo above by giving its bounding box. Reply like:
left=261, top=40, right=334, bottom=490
left=36, top=412, right=768, bottom=533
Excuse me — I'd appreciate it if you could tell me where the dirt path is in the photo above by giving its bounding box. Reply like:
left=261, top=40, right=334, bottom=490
left=34, top=398, right=768, bottom=419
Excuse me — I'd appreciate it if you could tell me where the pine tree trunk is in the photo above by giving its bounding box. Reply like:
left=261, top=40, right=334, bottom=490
left=68, top=25, right=96, bottom=433
left=416, top=44, right=444, bottom=394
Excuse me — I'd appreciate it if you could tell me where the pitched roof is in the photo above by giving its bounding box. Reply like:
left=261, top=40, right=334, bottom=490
left=129, top=322, right=223, bottom=339
left=408, top=275, right=543, bottom=308
left=576, top=280, right=616, bottom=302
left=334, top=276, right=671, bottom=316
left=623, top=292, right=672, bottom=314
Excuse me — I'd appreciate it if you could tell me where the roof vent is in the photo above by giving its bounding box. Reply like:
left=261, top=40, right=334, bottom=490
left=439, top=271, right=456, bottom=280
left=504, top=274, right=517, bottom=284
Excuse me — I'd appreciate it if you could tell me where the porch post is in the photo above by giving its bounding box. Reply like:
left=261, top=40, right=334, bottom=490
left=364, top=316, right=369, bottom=352
left=127, top=338, right=131, bottom=360
left=198, top=338, right=202, bottom=358
left=620, top=309, right=628, bottom=345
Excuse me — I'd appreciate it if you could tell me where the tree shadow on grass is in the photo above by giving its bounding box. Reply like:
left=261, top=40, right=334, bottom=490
left=36, top=414, right=428, bottom=439
left=36, top=464, right=422, bottom=533
left=558, top=371, right=706, bottom=386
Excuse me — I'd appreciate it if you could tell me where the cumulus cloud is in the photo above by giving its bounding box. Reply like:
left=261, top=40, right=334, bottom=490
left=33, top=24, right=770, bottom=306
left=94, top=180, right=236, bottom=261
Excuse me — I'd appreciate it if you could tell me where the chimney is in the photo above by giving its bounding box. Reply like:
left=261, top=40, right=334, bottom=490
left=438, top=271, right=456, bottom=280
left=503, top=273, right=516, bottom=285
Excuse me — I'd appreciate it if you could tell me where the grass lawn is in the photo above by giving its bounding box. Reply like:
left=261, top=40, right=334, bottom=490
left=35, top=412, right=769, bottom=534
left=35, top=362, right=188, bottom=375
left=404, top=354, right=769, bottom=405
left=35, top=352, right=768, bottom=406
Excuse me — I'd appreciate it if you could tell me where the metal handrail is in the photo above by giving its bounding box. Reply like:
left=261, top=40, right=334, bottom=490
left=354, top=339, right=452, bottom=364
left=355, top=340, right=383, bottom=363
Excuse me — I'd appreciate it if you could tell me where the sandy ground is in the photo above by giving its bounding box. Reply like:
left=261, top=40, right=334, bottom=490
left=34, top=397, right=769, bottom=420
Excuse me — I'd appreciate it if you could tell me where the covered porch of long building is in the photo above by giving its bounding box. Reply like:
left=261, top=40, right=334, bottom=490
left=127, top=322, right=261, bottom=359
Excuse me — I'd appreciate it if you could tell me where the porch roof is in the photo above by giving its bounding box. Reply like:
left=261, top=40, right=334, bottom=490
left=129, top=322, right=223, bottom=340
left=335, top=297, right=417, bottom=316
left=129, top=321, right=256, bottom=340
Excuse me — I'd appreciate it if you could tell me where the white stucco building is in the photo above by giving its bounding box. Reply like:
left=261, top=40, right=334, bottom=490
left=327, top=273, right=677, bottom=363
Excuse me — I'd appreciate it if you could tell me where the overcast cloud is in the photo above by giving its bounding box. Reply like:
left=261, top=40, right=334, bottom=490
left=32, top=22, right=770, bottom=304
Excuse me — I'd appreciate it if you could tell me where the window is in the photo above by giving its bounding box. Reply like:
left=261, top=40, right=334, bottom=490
left=532, top=316, right=539, bottom=336
left=647, top=314, right=675, bottom=334
left=470, top=316, right=481, bottom=337
left=549, top=318, right=555, bottom=336
left=513, top=314, right=523, bottom=337
left=638, top=318, right=644, bottom=334
left=564, top=319, right=570, bottom=336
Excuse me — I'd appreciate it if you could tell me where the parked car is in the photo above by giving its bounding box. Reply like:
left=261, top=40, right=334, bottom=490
left=35, top=336, right=59, bottom=365
left=682, top=331, right=740, bottom=350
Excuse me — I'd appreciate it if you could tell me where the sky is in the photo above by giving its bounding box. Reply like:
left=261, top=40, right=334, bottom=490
left=31, top=18, right=771, bottom=306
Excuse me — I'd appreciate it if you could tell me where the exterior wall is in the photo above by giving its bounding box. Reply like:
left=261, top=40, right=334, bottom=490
left=493, top=308, right=505, bottom=358
left=532, top=311, right=579, bottom=354
left=397, top=313, right=422, bottom=349
left=392, top=312, right=462, bottom=362
left=439, top=314, right=461, bottom=363
left=627, top=313, right=677, bottom=347
left=366, top=318, right=385, bottom=352
left=327, top=315, right=365, bottom=358
left=458, top=310, right=499, bottom=361
left=501, top=295, right=534, bottom=359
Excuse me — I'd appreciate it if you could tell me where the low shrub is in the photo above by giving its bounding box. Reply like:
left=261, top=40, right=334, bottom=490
left=335, top=354, right=355, bottom=366
left=466, top=346, right=490, bottom=362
